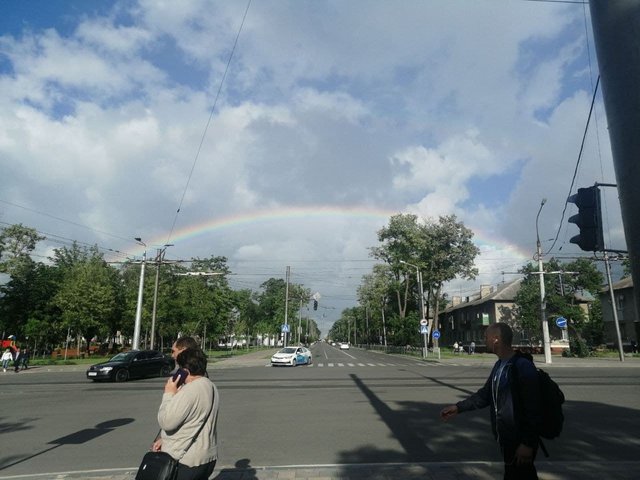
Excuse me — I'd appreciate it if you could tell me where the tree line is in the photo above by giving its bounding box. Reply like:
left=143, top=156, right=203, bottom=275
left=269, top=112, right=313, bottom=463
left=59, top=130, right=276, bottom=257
left=0, top=224, right=320, bottom=354
left=330, top=213, right=605, bottom=355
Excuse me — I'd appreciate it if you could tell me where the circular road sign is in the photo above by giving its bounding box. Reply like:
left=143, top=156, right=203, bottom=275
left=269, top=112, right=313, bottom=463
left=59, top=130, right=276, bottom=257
left=555, top=317, right=567, bottom=329
left=420, top=318, right=428, bottom=326
left=432, top=330, right=441, bottom=339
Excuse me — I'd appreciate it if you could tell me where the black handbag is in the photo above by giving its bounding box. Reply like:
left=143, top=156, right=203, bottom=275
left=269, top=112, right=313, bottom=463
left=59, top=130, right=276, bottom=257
left=135, top=451, right=178, bottom=480
left=136, top=385, right=216, bottom=480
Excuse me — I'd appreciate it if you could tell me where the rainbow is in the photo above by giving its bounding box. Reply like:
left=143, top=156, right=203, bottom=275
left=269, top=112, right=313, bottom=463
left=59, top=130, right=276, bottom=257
left=129, top=204, right=531, bottom=262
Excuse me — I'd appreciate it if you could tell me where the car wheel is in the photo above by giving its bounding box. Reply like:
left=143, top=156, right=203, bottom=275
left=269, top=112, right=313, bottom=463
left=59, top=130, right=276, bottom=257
left=290, top=358, right=296, bottom=367
left=160, top=365, right=171, bottom=376
left=115, top=369, right=129, bottom=382
left=308, top=356, right=312, bottom=365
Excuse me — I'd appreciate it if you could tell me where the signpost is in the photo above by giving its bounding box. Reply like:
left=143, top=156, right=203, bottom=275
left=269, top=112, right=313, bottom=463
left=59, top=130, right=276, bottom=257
left=556, top=317, right=567, bottom=328
left=432, top=330, right=441, bottom=359
left=420, top=319, right=429, bottom=358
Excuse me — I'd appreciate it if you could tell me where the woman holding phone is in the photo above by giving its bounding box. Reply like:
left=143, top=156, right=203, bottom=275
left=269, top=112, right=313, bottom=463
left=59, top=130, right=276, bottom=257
left=151, top=348, right=220, bottom=480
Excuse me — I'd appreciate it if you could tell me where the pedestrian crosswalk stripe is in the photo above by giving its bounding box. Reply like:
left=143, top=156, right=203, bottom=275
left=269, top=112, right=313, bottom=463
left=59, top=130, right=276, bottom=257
left=306, top=362, right=447, bottom=368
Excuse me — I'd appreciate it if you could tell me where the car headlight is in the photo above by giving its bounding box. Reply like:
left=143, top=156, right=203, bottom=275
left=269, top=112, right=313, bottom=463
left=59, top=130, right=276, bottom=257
left=99, top=367, right=113, bottom=372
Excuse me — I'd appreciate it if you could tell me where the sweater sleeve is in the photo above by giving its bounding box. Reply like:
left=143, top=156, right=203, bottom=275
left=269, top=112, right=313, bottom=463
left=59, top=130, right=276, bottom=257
left=158, top=390, right=192, bottom=433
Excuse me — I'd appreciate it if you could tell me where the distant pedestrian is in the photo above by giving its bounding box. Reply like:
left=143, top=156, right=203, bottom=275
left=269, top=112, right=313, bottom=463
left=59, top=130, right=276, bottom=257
left=21, top=348, right=30, bottom=369
left=440, top=323, right=542, bottom=479
left=171, top=336, right=200, bottom=360
left=470, top=341, right=476, bottom=354
left=2, top=348, right=12, bottom=372
left=453, top=341, right=459, bottom=354
left=13, top=347, right=21, bottom=373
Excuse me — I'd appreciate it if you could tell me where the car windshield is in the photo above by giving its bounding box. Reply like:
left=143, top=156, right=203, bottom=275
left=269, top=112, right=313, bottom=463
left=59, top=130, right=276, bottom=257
left=280, top=347, right=297, bottom=354
left=108, top=352, right=135, bottom=362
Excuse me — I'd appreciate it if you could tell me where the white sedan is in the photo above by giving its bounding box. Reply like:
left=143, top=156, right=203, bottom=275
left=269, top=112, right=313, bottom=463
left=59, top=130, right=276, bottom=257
left=340, top=342, right=350, bottom=350
left=271, top=346, right=312, bottom=367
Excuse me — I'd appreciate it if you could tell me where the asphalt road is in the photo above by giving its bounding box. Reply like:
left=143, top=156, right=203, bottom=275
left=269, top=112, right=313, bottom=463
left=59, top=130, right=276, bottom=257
left=1, top=343, right=639, bottom=478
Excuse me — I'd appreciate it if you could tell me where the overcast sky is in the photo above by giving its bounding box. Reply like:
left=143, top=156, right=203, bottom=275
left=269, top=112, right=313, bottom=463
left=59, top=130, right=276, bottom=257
left=0, top=0, right=625, bottom=332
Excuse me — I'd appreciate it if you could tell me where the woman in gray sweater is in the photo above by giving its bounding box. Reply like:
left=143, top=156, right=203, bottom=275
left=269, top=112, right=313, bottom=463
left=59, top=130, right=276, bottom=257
left=152, top=348, right=220, bottom=480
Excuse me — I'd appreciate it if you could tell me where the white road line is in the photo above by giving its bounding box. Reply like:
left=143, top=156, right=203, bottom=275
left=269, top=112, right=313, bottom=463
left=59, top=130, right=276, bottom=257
left=357, top=363, right=365, bottom=366
left=347, top=363, right=355, bottom=367
left=328, top=363, right=334, bottom=367
left=338, top=363, right=344, bottom=367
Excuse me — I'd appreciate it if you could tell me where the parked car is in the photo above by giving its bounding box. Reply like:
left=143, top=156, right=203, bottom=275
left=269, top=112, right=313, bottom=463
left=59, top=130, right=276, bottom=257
left=86, top=350, right=175, bottom=382
left=340, top=342, right=350, bottom=350
left=271, top=346, right=312, bottom=367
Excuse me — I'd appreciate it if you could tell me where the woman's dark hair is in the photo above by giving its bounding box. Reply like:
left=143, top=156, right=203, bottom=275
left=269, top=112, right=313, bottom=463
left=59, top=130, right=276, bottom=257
left=176, top=348, right=208, bottom=376
left=174, top=336, right=199, bottom=350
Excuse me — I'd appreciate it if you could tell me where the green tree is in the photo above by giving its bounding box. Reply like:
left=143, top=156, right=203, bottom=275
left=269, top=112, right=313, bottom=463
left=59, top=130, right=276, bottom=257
left=0, top=224, right=45, bottom=275
left=54, top=257, right=122, bottom=353
left=370, top=213, right=479, bottom=345
left=514, top=258, right=603, bottom=350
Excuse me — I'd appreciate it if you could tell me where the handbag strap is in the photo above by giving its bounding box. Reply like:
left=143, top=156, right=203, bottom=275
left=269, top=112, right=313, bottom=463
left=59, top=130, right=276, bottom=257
left=177, top=383, right=216, bottom=460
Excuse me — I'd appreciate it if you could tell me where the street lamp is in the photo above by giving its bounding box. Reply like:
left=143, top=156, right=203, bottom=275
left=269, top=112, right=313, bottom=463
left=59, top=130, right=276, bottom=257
left=133, top=237, right=146, bottom=350
left=535, top=199, right=553, bottom=364
left=150, top=243, right=174, bottom=350
left=400, top=260, right=428, bottom=357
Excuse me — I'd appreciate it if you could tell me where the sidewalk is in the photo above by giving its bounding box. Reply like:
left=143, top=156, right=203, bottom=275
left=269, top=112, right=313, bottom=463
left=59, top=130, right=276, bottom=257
left=3, top=460, right=639, bottom=480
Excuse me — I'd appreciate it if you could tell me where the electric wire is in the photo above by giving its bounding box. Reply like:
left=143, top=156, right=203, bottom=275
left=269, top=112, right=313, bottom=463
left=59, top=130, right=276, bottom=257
left=544, top=75, right=600, bottom=255
left=166, top=0, right=252, bottom=245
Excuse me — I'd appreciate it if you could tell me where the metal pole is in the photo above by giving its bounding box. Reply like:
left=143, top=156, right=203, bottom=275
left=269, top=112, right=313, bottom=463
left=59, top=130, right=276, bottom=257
left=589, top=0, right=640, bottom=322
left=536, top=200, right=552, bottom=364
left=133, top=249, right=146, bottom=350
left=381, top=302, right=387, bottom=347
left=284, top=266, right=290, bottom=347
left=150, top=249, right=161, bottom=351
left=604, top=252, right=625, bottom=362
left=297, top=298, right=302, bottom=345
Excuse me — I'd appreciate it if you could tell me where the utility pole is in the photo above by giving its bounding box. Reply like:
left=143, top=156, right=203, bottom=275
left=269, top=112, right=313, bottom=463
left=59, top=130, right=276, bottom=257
left=604, top=252, right=625, bottom=362
left=133, top=238, right=146, bottom=350
left=150, top=244, right=173, bottom=350
left=535, top=200, right=553, bottom=364
left=589, top=0, right=640, bottom=322
left=284, top=266, right=290, bottom=347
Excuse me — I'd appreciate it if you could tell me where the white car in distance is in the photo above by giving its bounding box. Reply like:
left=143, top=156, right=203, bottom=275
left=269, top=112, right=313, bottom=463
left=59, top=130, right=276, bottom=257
left=340, top=342, right=350, bottom=350
left=271, top=346, right=312, bottom=367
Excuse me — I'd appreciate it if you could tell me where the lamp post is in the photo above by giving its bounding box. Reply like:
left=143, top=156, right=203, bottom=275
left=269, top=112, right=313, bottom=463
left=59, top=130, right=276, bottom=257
left=535, top=199, right=553, bottom=364
left=150, top=243, right=173, bottom=350
left=133, top=237, right=146, bottom=350
left=400, top=260, right=427, bottom=357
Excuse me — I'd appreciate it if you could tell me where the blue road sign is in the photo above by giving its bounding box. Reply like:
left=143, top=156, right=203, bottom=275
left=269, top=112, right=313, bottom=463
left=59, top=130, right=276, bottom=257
left=556, top=317, right=567, bottom=329
left=420, top=325, right=428, bottom=334
left=281, top=324, right=290, bottom=333
left=432, top=330, right=441, bottom=339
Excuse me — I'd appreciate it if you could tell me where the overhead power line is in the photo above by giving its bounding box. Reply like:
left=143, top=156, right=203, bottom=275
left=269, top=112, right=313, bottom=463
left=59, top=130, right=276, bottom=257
left=166, top=0, right=252, bottom=244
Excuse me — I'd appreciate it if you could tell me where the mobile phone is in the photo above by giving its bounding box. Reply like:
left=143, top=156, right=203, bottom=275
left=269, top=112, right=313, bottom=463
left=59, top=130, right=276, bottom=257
left=172, top=368, right=188, bottom=387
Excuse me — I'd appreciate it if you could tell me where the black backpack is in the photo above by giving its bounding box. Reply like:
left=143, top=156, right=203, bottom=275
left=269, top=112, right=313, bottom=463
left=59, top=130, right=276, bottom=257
left=512, top=351, right=565, bottom=454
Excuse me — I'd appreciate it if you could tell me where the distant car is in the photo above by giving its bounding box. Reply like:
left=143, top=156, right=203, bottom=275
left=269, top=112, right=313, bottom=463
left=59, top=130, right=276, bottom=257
left=271, top=346, right=312, bottom=367
left=340, top=342, right=350, bottom=350
left=86, top=350, right=175, bottom=382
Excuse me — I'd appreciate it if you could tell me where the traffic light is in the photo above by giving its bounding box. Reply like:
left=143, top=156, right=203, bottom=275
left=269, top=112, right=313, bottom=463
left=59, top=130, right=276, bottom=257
left=567, top=186, right=604, bottom=252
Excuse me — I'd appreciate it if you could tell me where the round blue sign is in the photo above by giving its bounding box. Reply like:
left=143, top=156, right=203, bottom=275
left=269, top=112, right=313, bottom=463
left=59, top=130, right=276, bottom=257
left=555, top=317, right=567, bottom=328
left=432, top=330, right=441, bottom=339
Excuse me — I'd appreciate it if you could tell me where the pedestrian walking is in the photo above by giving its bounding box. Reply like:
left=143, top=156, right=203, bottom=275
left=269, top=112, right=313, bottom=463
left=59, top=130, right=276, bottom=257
left=440, top=323, right=542, bottom=479
left=470, top=341, right=476, bottom=354
left=13, top=347, right=21, bottom=373
left=150, top=347, right=220, bottom=480
left=21, top=347, right=30, bottom=369
left=2, top=348, right=12, bottom=372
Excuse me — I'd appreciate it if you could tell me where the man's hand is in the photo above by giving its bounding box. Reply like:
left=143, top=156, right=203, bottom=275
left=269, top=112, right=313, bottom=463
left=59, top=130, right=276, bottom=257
left=151, top=439, right=162, bottom=452
left=514, top=444, right=534, bottom=465
left=439, top=405, right=458, bottom=422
